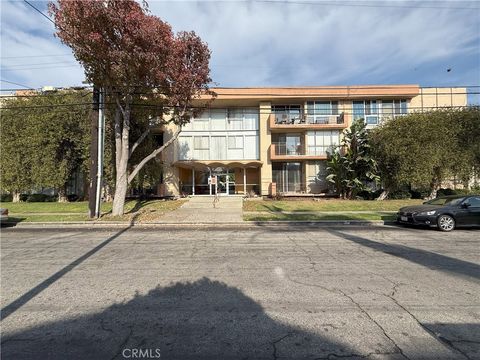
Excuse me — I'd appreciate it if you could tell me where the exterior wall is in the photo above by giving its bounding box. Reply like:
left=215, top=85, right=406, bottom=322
left=409, top=87, right=467, bottom=112
left=259, top=101, right=272, bottom=196
left=160, top=85, right=468, bottom=197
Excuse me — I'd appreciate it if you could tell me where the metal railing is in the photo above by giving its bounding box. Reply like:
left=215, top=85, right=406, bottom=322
left=272, top=142, right=305, bottom=156
left=273, top=112, right=345, bottom=125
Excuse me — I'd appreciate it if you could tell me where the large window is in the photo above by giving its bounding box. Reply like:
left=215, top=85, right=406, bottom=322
left=183, top=108, right=259, bottom=131
left=307, top=161, right=329, bottom=193
left=272, top=105, right=302, bottom=124
left=353, top=99, right=407, bottom=124
left=178, top=107, right=259, bottom=161
left=305, top=101, right=340, bottom=125
left=272, top=162, right=303, bottom=193
left=306, top=131, right=340, bottom=156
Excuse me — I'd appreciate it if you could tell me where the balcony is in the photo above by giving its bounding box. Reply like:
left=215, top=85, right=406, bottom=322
left=270, top=143, right=331, bottom=161
left=269, top=112, right=348, bottom=131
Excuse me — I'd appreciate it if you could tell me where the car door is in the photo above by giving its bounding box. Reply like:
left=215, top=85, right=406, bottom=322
left=461, top=196, right=480, bottom=225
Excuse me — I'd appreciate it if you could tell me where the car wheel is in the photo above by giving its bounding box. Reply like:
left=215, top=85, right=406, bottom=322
left=437, top=214, right=455, bottom=232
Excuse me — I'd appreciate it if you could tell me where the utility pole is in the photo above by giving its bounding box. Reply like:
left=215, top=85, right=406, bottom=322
left=88, top=87, right=100, bottom=218
left=94, top=88, right=105, bottom=218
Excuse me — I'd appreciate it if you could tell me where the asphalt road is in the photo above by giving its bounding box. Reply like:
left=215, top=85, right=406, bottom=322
left=1, top=225, right=479, bottom=360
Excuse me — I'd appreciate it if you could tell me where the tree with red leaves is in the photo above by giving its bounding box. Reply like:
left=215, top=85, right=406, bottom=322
left=49, top=0, right=212, bottom=215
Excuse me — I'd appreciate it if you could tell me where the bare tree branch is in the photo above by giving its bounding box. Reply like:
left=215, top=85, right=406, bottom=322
left=127, top=127, right=181, bottom=184
left=129, top=127, right=150, bottom=159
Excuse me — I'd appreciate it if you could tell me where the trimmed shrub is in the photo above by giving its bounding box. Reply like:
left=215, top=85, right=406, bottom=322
left=0, top=194, right=13, bottom=202
left=388, top=189, right=412, bottom=199
left=25, top=194, right=58, bottom=202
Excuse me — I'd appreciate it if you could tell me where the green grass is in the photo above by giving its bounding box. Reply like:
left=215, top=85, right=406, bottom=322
left=243, top=199, right=422, bottom=212
left=0, top=199, right=186, bottom=223
left=244, top=212, right=396, bottom=222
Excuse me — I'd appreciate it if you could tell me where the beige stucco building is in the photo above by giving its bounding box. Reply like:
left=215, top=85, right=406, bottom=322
left=158, top=85, right=467, bottom=197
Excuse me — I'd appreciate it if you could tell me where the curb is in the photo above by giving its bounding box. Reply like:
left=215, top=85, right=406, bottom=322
left=2, top=220, right=398, bottom=229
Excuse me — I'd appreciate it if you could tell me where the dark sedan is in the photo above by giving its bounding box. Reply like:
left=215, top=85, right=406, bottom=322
left=397, top=195, right=480, bottom=231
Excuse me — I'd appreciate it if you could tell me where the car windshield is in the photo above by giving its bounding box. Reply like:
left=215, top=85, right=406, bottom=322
left=425, top=197, right=466, bottom=206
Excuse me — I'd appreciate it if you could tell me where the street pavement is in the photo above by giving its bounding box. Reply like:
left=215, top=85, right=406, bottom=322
left=1, top=225, right=479, bottom=360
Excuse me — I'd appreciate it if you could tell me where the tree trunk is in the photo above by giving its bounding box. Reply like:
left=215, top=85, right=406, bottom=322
left=112, top=110, right=130, bottom=216
left=112, top=173, right=128, bottom=215
left=58, top=186, right=68, bottom=202
left=12, top=191, right=20, bottom=203
left=103, top=184, right=114, bottom=202
left=376, top=190, right=389, bottom=201
left=427, top=179, right=440, bottom=200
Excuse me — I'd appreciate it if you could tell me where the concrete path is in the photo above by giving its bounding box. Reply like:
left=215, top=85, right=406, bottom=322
left=160, top=195, right=243, bottom=223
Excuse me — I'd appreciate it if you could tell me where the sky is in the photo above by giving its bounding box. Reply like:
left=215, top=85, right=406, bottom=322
left=1, top=0, right=479, bottom=102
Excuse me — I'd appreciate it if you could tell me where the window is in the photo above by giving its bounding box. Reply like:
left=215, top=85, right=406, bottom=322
left=210, top=109, right=226, bottom=130
left=228, top=136, right=244, bottom=149
left=194, top=136, right=209, bottom=150
left=306, top=101, right=339, bottom=124
left=353, top=100, right=378, bottom=122
left=191, top=111, right=210, bottom=131
left=272, top=105, right=301, bottom=124
left=227, top=109, right=243, bottom=130
left=353, top=99, right=407, bottom=123
left=307, top=131, right=339, bottom=156
left=465, top=197, right=480, bottom=208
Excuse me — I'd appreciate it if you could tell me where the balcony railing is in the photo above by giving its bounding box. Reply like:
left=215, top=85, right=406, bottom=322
left=269, top=112, right=347, bottom=129
left=270, top=143, right=332, bottom=160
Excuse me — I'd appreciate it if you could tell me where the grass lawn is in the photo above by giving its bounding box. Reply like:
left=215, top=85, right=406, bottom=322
left=0, top=199, right=186, bottom=223
left=243, top=199, right=423, bottom=212
left=244, top=212, right=396, bottom=222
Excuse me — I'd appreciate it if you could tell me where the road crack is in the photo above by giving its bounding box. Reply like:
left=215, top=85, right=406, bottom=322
left=271, top=333, right=292, bottom=360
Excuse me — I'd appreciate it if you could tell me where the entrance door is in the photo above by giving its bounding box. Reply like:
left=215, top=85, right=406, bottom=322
left=211, top=167, right=230, bottom=195
left=216, top=174, right=228, bottom=195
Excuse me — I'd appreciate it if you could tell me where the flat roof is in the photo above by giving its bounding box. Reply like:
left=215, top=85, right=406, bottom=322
left=202, top=85, right=420, bottom=100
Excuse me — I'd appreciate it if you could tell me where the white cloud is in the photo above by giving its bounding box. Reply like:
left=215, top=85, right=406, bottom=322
left=1, top=0, right=478, bottom=90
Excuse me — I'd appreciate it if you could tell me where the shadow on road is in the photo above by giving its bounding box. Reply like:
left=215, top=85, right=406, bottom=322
left=1, top=226, right=132, bottom=321
left=1, top=277, right=458, bottom=360
left=325, top=228, right=480, bottom=282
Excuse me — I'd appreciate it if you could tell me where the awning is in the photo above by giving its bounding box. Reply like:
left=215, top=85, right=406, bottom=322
left=174, top=160, right=263, bottom=171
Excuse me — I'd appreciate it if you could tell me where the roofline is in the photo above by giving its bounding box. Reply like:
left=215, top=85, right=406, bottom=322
left=202, top=84, right=421, bottom=100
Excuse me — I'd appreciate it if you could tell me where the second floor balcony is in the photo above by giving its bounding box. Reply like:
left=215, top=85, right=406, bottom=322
left=270, top=142, right=334, bottom=160
left=269, top=112, right=348, bottom=130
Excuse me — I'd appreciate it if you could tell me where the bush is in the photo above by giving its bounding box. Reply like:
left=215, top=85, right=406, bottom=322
left=410, top=188, right=430, bottom=199
left=437, top=188, right=474, bottom=197
left=356, top=189, right=383, bottom=200
left=67, top=194, right=79, bottom=202
left=0, top=194, right=13, bottom=202
left=388, top=189, right=412, bottom=199
left=25, top=194, right=58, bottom=202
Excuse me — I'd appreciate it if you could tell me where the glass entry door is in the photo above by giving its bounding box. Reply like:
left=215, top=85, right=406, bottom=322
left=211, top=167, right=232, bottom=195
left=216, top=174, right=228, bottom=194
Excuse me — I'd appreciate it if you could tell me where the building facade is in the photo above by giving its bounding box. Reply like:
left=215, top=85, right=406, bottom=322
left=159, top=85, right=467, bottom=197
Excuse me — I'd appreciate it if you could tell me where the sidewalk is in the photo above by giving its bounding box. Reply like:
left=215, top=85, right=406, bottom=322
left=160, top=196, right=244, bottom=224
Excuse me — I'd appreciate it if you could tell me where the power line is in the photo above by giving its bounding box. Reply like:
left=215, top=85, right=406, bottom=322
left=1, top=64, right=82, bottom=72
left=0, top=54, right=72, bottom=59
left=2, top=61, right=79, bottom=69
left=23, top=0, right=55, bottom=25
left=251, top=0, right=480, bottom=10
left=0, top=79, right=34, bottom=89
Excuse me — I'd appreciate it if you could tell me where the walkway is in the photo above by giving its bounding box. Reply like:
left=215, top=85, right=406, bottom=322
left=160, top=196, right=244, bottom=224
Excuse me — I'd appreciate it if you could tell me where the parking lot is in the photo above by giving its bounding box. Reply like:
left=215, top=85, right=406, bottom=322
left=1, top=225, right=479, bottom=359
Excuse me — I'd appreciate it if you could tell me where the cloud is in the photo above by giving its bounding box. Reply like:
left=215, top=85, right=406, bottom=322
left=1, top=0, right=478, bottom=91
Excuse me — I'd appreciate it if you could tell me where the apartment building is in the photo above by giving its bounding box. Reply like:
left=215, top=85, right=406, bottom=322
left=159, top=85, right=467, bottom=197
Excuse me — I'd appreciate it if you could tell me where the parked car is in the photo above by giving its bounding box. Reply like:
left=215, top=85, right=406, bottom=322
left=397, top=195, right=480, bottom=232
left=0, top=208, right=8, bottom=223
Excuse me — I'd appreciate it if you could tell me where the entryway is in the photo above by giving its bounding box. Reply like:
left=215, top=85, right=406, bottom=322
left=160, top=196, right=243, bottom=224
